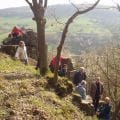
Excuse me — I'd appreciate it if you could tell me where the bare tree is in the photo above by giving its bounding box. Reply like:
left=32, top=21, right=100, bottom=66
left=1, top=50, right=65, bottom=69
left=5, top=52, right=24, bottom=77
left=96, top=47, right=120, bottom=120
left=54, top=0, right=100, bottom=82
left=25, top=0, right=48, bottom=76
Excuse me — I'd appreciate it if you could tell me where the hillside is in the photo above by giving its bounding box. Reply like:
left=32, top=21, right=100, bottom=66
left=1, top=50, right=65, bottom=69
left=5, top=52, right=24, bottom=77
left=0, top=5, right=120, bottom=54
left=0, top=53, right=98, bottom=120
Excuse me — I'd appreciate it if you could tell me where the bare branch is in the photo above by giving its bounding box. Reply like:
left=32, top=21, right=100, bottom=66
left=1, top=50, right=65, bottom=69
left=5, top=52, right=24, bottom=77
left=112, top=0, right=120, bottom=11
left=60, top=0, right=100, bottom=47
left=54, top=0, right=100, bottom=81
left=69, top=0, right=113, bottom=12
left=97, top=62, right=115, bottom=103
left=77, top=0, right=100, bottom=13
left=44, top=0, right=48, bottom=9
left=51, top=9, right=65, bottom=25
left=25, top=0, right=33, bottom=8
left=116, top=3, right=120, bottom=11
left=52, top=15, right=65, bottom=25
left=69, top=0, right=79, bottom=11
left=32, top=0, right=37, bottom=6
left=39, top=0, right=43, bottom=5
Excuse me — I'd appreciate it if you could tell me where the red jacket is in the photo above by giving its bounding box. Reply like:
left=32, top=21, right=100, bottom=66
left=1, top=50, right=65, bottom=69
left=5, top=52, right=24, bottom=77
left=12, top=27, right=23, bottom=35
left=51, top=57, right=64, bottom=67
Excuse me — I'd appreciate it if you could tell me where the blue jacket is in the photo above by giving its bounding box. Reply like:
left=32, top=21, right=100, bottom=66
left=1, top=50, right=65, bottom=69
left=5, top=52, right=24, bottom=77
left=97, top=103, right=111, bottom=120
left=76, top=84, right=86, bottom=100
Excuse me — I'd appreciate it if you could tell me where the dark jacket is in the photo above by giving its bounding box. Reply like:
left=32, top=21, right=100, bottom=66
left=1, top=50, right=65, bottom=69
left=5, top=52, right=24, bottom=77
left=73, top=71, right=87, bottom=86
left=90, top=81, right=103, bottom=99
left=97, top=103, right=111, bottom=120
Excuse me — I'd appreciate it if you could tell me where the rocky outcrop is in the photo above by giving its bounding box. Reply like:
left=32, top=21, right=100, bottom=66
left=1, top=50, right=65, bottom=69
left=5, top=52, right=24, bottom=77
left=1, top=29, right=37, bottom=59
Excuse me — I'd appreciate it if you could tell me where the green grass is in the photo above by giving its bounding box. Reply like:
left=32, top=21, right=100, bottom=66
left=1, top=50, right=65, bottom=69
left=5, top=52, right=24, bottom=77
left=0, top=33, right=9, bottom=41
left=46, top=17, right=112, bottom=37
left=0, top=52, right=99, bottom=120
left=0, top=53, right=36, bottom=74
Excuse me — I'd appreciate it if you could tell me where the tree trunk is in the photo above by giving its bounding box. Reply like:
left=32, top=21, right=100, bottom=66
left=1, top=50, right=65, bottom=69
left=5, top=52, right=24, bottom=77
left=54, top=0, right=100, bottom=82
left=54, top=46, right=61, bottom=82
left=25, top=0, right=48, bottom=76
left=37, top=19, right=47, bottom=76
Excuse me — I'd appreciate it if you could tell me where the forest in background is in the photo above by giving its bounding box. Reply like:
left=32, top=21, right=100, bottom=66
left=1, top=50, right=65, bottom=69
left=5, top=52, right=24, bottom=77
left=0, top=4, right=120, bottom=54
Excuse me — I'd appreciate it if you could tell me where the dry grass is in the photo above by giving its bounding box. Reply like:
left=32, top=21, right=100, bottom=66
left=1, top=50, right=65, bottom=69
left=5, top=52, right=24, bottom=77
left=0, top=52, right=98, bottom=120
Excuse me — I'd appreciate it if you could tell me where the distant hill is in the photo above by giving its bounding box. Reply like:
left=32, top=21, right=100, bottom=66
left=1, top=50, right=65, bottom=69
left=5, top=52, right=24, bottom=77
left=0, top=5, right=120, bottom=54
left=0, top=5, right=120, bottom=19
left=0, top=6, right=33, bottom=18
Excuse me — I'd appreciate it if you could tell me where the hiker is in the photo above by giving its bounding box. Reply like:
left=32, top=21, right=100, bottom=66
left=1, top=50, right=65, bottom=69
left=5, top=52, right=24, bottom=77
left=58, top=64, right=68, bottom=77
left=73, top=67, right=87, bottom=86
left=90, top=76, right=104, bottom=111
left=96, top=97, right=111, bottom=120
left=49, top=56, right=64, bottom=73
left=15, top=41, right=28, bottom=65
left=76, top=80, right=87, bottom=100
left=11, top=26, right=24, bottom=38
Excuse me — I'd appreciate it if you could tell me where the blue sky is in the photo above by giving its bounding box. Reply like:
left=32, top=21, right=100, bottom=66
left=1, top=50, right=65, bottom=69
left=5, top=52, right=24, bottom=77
left=0, top=0, right=119, bottom=9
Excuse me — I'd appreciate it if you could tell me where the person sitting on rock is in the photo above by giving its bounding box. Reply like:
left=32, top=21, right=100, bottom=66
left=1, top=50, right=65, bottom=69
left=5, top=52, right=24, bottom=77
left=73, top=67, right=87, bottom=86
left=76, top=80, right=87, bottom=100
left=96, top=97, right=111, bottom=120
left=58, top=64, right=68, bottom=77
left=15, top=41, right=28, bottom=65
left=11, top=26, right=24, bottom=38
left=49, top=56, right=64, bottom=73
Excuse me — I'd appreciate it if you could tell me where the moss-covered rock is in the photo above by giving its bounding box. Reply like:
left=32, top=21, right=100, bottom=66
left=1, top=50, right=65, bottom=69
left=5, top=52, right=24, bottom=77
left=47, top=76, right=73, bottom=97
left=72, top=93, right=82, bottom=105
left=0, top=45, right=18, bottom=57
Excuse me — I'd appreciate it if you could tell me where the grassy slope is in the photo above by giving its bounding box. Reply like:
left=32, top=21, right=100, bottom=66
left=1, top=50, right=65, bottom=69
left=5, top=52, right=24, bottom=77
left=0, top=53, right=98, bottom=120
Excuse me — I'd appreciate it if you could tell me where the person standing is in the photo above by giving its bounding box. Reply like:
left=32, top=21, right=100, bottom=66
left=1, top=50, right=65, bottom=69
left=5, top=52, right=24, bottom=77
left=15, top=41, right=28, bottom=65
left=73, top=67, right=87, bottom=86
left=90, top=77, right=104, bottom=111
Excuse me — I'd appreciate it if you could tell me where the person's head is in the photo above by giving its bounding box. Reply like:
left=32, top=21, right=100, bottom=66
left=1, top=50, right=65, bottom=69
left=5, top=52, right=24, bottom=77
left=96, top=76, right=100, bottom=83
left=81, top=80, right=87, bottom=87
left=79, top=67, right=85, bottom=73
left=63, top=64, right=67, bottom=68
left=14, top=26, right=17, bottom=29
left=105, top=97, right=110, bottom=104
left=19, top=41, right=25, bottom=47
